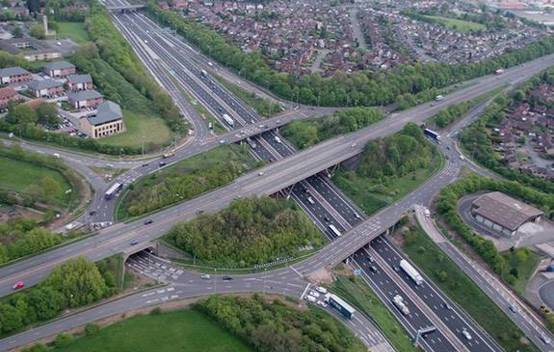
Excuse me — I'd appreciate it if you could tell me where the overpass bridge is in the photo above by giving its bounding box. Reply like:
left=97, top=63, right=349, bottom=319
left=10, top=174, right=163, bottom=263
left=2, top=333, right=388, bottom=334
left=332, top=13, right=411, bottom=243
left=106, top=4, right=144, bottom=12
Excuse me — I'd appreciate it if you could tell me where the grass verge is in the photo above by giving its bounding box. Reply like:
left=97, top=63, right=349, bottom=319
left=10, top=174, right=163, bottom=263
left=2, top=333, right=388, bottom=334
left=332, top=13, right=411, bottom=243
left=423, top=15, right=485, bottom=33
left=56, top=21, right=91, bottom=44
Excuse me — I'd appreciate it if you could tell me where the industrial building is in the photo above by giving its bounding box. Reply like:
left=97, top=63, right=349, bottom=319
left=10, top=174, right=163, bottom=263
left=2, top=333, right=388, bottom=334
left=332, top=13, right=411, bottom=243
left=471, top=192, right=544, bottom=236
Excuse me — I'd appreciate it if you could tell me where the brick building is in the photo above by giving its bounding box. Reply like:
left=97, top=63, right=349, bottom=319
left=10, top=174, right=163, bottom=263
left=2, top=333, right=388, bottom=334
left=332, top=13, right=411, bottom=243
left=0, top=87, right=18, bottom=110
left=27, top=79, right=65, bottom=98
left=43, top=61, right=76, bottom=78
left=67, top=90, right=103, bottom=109
left=81, top=101, right=125, bottom=139
left=65, top=74, right=93, bottom=91
left=0, top=67, right=32, bottom=85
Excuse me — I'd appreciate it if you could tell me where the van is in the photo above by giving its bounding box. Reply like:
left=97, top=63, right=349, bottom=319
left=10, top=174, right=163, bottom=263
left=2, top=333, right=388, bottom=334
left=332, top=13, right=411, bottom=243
left=53, top=153, right=60, bottom=159
left=307, top=196, right=315, bottom=205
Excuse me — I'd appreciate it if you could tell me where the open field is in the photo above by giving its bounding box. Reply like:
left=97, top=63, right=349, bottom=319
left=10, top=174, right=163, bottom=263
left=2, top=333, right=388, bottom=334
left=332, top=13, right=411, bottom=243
left=423, top=15, right=485, bottom=33
left=400, top=225, right=538, bottom=352
left=56, top=22, right=91, bottom=43
left=98, top=110, right=173, bottom=150
left=52, top=309, right=252, bottom=352
left=0, top=156, right=72, bottom=207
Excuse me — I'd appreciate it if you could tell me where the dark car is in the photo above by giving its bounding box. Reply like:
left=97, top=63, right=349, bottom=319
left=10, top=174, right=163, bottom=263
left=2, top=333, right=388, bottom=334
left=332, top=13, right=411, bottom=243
left=144, top=219, right=153, bottom=225
left=89, top=210, right=97, bottom=216
left=159, top=161, right=166, bottom=167
left=222, top=276, right=233, bottom=281
left=130, top=240, right=139, bottom=246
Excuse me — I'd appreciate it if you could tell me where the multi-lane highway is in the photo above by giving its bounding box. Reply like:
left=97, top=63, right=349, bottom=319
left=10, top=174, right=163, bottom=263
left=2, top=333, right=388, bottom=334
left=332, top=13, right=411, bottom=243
left=1, top=4, right=554, bottom=351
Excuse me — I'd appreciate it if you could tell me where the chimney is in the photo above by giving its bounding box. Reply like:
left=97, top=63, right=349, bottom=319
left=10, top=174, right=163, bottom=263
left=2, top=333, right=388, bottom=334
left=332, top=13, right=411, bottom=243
left=43, top=14, right=48, bottom=35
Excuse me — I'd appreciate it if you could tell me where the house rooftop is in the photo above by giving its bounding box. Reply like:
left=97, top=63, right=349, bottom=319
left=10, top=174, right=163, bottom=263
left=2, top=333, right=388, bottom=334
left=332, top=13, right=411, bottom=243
left=87, top=101, right=122, bottom=126
left=68, top=89, right=102, bottom=101
left=66, top=74, right=92, bottom=84
left=43, top=61, right=75, bottom=71
left=0, top=66, right=29, bottom=77
left=28, top=79, right=64, bottom=90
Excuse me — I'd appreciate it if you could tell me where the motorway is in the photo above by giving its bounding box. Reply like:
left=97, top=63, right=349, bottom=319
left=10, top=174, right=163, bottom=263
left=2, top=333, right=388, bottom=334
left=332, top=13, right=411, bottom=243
left=1, top=4, right=554, bottom=351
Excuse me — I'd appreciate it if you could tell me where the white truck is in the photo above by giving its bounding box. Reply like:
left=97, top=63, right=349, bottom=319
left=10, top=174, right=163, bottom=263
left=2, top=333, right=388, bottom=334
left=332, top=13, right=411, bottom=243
left=222, top=114, right=234, bottom=127
left=400, top=259, right=424, bottom=285
left=392, top=295, right=410, bottom=315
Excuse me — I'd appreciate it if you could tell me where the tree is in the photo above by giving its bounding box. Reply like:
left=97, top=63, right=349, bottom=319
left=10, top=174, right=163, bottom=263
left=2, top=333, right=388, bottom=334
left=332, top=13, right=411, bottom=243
left=0, top=303, right=24, bottom=333
left=11, top=26, right=23, bottom=38
left=26, top=0, right=40, bottom=13
left=29, top=23, right=45, bottom=39
left=27, top=286, right=65, bottom=321
left=45, top=257, right=108, bottom=307
left=39, top=176, right=62, bottom=200
left=7, top=103, right=38, bottom=125
left=36, top=103, right=60, bottom=127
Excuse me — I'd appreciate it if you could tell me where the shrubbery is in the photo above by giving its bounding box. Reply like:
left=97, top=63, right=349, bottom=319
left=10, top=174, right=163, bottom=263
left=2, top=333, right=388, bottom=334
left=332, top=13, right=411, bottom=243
left=0, top=257, right=115, bottom=336
left=196, top=295, right=365, bottom=352
left=282, top=107, right=384, bottom=149
left=166, top=197, right=322, bottom=267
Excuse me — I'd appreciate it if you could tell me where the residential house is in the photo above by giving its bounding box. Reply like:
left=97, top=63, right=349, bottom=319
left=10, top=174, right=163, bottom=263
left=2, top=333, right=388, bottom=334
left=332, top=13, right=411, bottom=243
left=65, top=74, right=93, bottom=91
left=0, top=87, right=18, bottom=110
left=43, top=61, right=76, bottom=78
left=81, top=101, right=125, bottom=139
left=27, top=79, right=65, bottom=98
left=67, top=90, right=103, bottom=109
left=0, top=67, right=32, bottom=85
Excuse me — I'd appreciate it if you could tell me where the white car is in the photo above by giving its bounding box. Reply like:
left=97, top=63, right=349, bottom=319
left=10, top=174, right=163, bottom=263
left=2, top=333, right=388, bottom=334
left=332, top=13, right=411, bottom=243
left=200, top=274, right=211, bottom=280
left=305, top=295, right=316, bottom=303
left=316, top=300, right=328, bottom=308
left=315, top=286, right=327, bottom=294
left=309, top=290, right=320, bottom=298
left=258, top=171, right=265, bottom=176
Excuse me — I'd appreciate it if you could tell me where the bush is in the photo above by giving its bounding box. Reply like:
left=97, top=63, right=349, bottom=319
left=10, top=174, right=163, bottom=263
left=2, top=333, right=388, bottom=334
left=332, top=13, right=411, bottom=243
left=166, top=197, right=322, bottom=267
left=84, top=323, right=100, bottom=336
left=54, top=332, right=73, bottom=347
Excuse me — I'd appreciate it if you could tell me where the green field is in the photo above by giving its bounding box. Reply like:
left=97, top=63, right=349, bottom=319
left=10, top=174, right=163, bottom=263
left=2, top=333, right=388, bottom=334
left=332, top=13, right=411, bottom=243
left=98, top=110, right=173, bottom=150
left=401, top=225, right=538, bottom=352
left=0, top=156, right=71, bottom=206
left=333, top=153, right=443, bottom=215
left=51, top=309, right=252, bottom=352
left=331, top=275, right=419, bottom=352
left=56, top=22, right=90, bottom=43
left=423, top=15, right=485, bottom=33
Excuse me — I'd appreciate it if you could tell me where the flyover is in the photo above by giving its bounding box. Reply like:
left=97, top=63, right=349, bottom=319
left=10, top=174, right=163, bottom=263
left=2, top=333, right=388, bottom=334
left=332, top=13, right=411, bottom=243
left=0, top=51, right=553, bottom=298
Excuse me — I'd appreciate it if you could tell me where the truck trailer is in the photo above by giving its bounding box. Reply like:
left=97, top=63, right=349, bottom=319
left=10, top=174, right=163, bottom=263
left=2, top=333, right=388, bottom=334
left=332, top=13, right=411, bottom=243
left=400, top=259, right=424, bottom=285
left=326, top=293, right=355, bottom=319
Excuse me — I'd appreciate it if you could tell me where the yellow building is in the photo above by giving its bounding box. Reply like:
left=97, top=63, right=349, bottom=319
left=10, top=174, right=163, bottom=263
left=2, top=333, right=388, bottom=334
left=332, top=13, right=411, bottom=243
left=81, top=101, right=125, bottom=139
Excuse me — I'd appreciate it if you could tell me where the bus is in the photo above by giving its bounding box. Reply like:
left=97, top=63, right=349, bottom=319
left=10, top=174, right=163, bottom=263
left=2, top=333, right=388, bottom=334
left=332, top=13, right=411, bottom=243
left=424, top=128, right=441, bottom=141
left=326, top=293, right=355, bottom=319
left=328, top=224, right=341, bottom=237
left=222, top=114, right=234, bottom=127
left=104, top=182, right=123, bottom=200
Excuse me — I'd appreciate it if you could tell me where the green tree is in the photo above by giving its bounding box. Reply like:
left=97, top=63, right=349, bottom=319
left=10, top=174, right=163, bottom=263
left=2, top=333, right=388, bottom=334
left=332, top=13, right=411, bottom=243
left=7, top=104, right=38, bottom=125
left=0, top=303, right=24, bottom=333
left=45, top=257, right=108, bottom=307
left=36, top=103, right=60, bottom=127
left=29, top=23, right=45, bottom=39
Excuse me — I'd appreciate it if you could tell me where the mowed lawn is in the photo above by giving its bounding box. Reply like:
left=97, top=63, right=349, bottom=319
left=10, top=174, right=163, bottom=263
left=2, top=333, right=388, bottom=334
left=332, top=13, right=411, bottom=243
left=0, top=156, right=70, bottom=204
left=56, top=22, right=90, bottom=43
left=424, top=15, right=485, bottom=33
left=53, top=309, right=252, bottom=352
left=98, top=110, right=173, bottom=149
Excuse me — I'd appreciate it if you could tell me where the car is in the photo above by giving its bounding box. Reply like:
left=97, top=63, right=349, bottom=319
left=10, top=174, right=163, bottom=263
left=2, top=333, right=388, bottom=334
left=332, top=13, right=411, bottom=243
left=509, top=305, right=517, bottom=313
left=144, top=219, right=153, bottom=225
left=540, top=334, right=552, bottom=345
left=200, top=274, right=211, bottom=280
left=316, top=300, right=328, bottom=307
left=368, top=256, right=375, bottom=263
left=222, top=276, right=233, bottom=281
left=89, top=210, right=97, bottom=216
left=393, top=265, right=400, bottom=272
left=309, top=290, right=320, bottom=298
left=461, top=328, right=472, bottom=340
left=305, top=295, right=316, bottom=303
left=130, top=240, right=139, bottom=246
left=315, top=286, right=327, bottom=294
left=369, top=265, right=378, bottom=273
left=159, top=161, right=166, bottom=167
left=142, top=163, right=149, bottom=167
left=258, top=171, right=265, bottom=176
left=443, top=302, right=451, bottom=310
left=219, top=139, right=226, bottom=144
left=12, top=281, right=24, bottom=290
